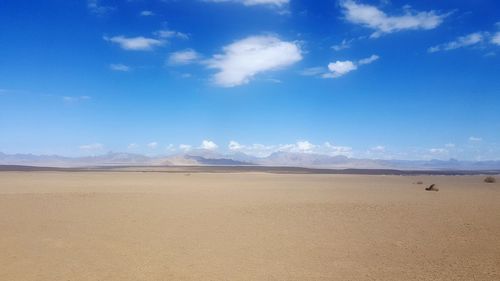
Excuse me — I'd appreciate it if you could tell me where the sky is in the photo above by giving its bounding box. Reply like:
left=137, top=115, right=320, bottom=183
left=0, top=0, right=499, bottom=160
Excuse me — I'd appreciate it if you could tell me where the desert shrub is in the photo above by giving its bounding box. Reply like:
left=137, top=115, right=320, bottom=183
left=416, top=181, right=423, bottom=185
left=484, top=176, right=496, bottom=183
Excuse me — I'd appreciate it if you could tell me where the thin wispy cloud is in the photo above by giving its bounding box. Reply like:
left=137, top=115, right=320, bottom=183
left=300, top=67, right=327, bottom=76
left=154, top=29, right=189, bottom=40
left=429, top=148, right=448, bottom=155
left=428, top=32, right=485, bottom=53
left=469, top=136, right=482, bottom=142
left=331, top=39, right=353, bottom=51
left=127, top=143, right=138, bottom=150
left=140, top=10, right=154, bottom=16
left=62, top=96, right=91, bottom=103
left=103, top=35, right=164, bottom=51
left=87, top=0, right=114, bottom=15
left=492, top=32, right=500, bottom=46
left=206, top=35, right=302, bottom=87
left=148, top=142, right=158, bottom=149
left=168, top=49, right=200, bottom=65
left=109, top=64, right=131, bottom=72
left=204, top=0, right=289, bottom=7
left=370, top=145, right=386, bottom=152
left=79, top=143, right=104, bottom=151
left=341, top=0, right=448, bottom=38
left=179, top=144, right=192, bottom=151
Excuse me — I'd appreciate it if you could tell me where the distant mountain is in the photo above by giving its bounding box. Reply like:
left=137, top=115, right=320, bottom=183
left=1, top=151, right=500, bottom=171
left=0, top=152, right=152, bottom=167
left=259, top=152, right=352, bottom=167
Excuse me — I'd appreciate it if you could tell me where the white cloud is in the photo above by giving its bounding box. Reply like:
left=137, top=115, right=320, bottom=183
left=109, top=64, right=131, bottom=72
left=179, top=144, right=192, bottom=151
left=445, top=143, right=456, bottom=148
left=358, top=54, right=379, bottom=65
left=140, top=10, right=154, bottom=16
left=469, top=136, right=482, bottom=142
left=428, top=32, right=485, bottom=53
left=324, top=60, right=357, bottom=78
left=332, top=39, right=352, bottom=51
left=491, top=32, right=500, bottom=46
left=168, top=49, right=200, bottom=65
left=148, top=142, right=158, bottom=149
left=154, top=30, right=189, bottom=40
left=228, top=141, right=243, bottom=151
left=200, top=140, right=218, bottom=150
left=79, top=143, right=104, bottom=151
left=296, top=140, right=315, bottom=152
left=62, top=96, right=91, bottom=103
left=104, top=35, right=164, bottom=51
left=321, top=142, right=353, bottom=157
left=206, top=35, right=302, bottom=87
left=228, top=140, right=352, bottom=157
left=127, top=143, right=138, bottom=150
left=341, top=0, right=447, bottom=38
left=204, top=0, right=288, bottom=7
left=370, top=145, right=385, bottom=152
left=165, top=144, right=176, bottom=152
left=323, top=54, right=379, bottom=78
left=228, top=141, right=276, bottom=157
left=429, top=148, right=447, bottom=154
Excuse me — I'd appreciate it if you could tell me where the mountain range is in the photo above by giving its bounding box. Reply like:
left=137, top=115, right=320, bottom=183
left=2, top=150, right=500, bottom=171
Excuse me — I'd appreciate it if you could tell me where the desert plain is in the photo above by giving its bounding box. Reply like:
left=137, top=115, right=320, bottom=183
left=0, top=170, right=499, bottom=281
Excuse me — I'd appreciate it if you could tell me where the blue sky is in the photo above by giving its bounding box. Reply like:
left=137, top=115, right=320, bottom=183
left=0, top=0, right=499, bottom=160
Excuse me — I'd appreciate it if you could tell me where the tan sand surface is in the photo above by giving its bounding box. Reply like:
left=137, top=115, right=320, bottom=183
left=0, top=172, right=499, bottom=280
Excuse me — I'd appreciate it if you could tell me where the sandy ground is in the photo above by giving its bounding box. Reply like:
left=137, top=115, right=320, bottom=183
left=0, top=172, right=499, bottom=281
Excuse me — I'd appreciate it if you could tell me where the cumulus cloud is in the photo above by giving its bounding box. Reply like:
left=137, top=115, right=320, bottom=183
left=204, top=0, right=288, bottom=7
left=127, top=143, right=138, bottom=150
left=168, top=49, right=200, bottom=65
left=148, top=142, right=158, bottom=149
left=140, top=10, right=154, bottom=16
left=228, top=141, right=244, bottom=151
left=200, top=140, right=218, bottom=150
left=322, top=54, right=379, bottom=78
left=179, top=144, right=192, bottom=151
left=321, top=142, right=353, bottom=157
left=469, top=136, right=482, bottom=142
left=296, top=140, right=315, bottom=152
left=79, top=143, right=104, bottom=151
left=104, top=35, right=164, bottom=51
left=154, top=30, right=189, bottom=40
left=324, top=60, right=357, bottom=78
left=109, top=64, right=131, bottom=72
left=341, top=0, right=447, bottom=38
left=205, top=35, right=302, bottom=87
left=428, top=32, right=485, bottom=53
left=227, top=140, right=352, bottom=157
